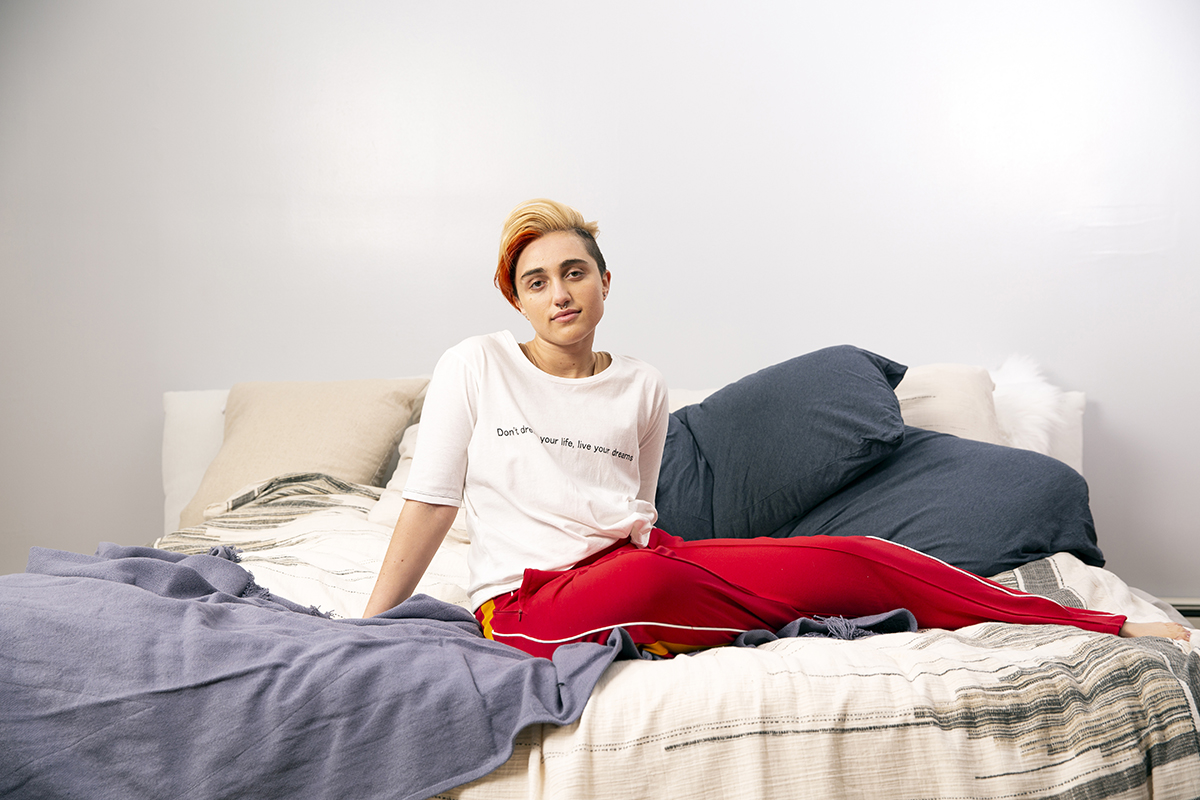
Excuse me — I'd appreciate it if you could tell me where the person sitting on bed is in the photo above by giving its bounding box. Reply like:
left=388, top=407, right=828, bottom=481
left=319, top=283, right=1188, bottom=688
left=363, top=198, right=1189, bottom=657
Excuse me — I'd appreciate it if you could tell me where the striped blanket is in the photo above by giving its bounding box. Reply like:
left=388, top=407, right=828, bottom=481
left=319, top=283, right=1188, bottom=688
left=155, top=474, right=1200, bottom=799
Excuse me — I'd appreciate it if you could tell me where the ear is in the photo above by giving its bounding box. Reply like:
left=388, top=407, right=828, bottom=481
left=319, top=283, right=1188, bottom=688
left=601, top=270, right=611, bottom=300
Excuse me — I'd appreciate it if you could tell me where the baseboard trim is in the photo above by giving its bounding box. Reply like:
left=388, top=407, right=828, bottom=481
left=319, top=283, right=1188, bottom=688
left=1160, top=597, right=1200, bottom=616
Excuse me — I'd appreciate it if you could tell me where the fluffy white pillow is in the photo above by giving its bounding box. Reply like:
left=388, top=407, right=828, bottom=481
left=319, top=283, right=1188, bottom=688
left=179, top=378, right=428, bottom=529
left=991, top=355, right=1084, bottom=474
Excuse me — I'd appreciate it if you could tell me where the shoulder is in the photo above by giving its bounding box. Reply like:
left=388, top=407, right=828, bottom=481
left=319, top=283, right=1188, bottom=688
left=426, top=333, right=516, bottom=401
left=436, top=331, right=518, bottom=371
left=612, top=354, right=666, bottom=387
left=609, top=354, right=668, bottom=410
left=444, top=331, right=512, bottom=358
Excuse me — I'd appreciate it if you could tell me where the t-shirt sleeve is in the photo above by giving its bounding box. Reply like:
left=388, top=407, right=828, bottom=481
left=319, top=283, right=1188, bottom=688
left=637, top=374, right=670, bottom=506
left=403, top=348, right=476, bottom=507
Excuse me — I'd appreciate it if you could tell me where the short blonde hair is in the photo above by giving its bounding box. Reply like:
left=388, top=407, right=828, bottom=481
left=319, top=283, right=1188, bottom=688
left=495, top=199, right=605, bottom=309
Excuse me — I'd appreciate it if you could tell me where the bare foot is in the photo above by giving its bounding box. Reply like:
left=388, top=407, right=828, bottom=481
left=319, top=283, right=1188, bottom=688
left=1119, top=621, right=1192, bottom=641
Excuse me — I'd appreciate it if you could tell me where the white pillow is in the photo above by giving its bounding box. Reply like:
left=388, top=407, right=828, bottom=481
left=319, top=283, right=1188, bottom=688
left=367, top=423, right=470, bottom=542
left=367, top=423, right=419, bottom=531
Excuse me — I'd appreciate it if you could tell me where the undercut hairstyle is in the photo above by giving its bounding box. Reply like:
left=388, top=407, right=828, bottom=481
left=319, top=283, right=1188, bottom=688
left=495, top=199, right=606, bottom=309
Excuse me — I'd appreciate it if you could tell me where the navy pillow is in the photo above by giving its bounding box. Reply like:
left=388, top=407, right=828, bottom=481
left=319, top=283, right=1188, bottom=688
left=655, top=415, right=717, bottom=540
left=783, top=426, right=1104, bottom=575
left=656, top=345, right=907, bottom=540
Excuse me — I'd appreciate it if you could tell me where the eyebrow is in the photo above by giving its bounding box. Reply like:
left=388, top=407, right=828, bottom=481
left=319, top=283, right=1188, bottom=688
left=519, top=259, right=589, bottom=281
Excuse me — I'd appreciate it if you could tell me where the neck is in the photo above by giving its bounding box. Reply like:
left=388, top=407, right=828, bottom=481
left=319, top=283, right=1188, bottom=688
left=520, top=336, right=597, bottom=379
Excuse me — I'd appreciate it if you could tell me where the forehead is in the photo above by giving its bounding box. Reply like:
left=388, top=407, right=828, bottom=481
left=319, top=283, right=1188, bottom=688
left=516, top=230, right=595, bottom=272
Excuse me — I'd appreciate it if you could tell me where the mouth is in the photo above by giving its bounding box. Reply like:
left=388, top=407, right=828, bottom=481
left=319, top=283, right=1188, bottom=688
left=551, top=309, right=581, bottom=322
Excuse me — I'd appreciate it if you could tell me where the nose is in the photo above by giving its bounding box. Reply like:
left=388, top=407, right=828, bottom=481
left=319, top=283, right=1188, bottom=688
left=551, top=278, right=572, bottom=307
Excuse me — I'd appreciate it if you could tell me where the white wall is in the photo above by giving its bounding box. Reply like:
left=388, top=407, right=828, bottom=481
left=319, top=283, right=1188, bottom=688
left=1, top=1, right=1197, bottom=596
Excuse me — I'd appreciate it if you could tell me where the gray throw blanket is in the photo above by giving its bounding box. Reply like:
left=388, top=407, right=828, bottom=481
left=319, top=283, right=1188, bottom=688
left=1, top=545, right=623, bottom=800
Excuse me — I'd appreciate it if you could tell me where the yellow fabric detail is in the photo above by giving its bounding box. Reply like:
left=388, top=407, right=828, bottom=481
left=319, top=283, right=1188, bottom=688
left=478, top=599, right=497, bottom=640
left=640, top=641, right=711, bottom=657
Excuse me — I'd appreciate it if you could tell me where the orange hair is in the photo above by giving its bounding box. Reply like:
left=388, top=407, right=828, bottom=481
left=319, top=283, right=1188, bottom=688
left=495, top=199, right=605, bottom=309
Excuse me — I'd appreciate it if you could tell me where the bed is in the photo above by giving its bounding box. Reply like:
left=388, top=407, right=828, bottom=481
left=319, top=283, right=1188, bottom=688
left=4, top=347, right=1198, bottom=800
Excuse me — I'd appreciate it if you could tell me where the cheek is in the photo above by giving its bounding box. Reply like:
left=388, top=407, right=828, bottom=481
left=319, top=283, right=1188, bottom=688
left=515, top=292, right=543, bottom=319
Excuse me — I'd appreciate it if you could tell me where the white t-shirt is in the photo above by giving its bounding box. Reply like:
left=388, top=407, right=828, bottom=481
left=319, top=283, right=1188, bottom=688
left=404, top=330, right=670, bottom=609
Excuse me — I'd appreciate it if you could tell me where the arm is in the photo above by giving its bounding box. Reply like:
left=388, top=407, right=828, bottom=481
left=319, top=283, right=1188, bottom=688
left=363, top=499, right=460, bottom=617
left=637, top=375, right=670, bottom=506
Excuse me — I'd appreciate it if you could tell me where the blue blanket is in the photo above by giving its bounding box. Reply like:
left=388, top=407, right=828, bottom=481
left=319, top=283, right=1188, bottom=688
left=0, top=545, right=623, bottom=800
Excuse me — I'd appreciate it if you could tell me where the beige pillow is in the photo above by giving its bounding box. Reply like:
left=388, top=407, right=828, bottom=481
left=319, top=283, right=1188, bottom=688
left=178, top=378, right=428, bottom=529
left=894, top=363, right=1005, bottom=445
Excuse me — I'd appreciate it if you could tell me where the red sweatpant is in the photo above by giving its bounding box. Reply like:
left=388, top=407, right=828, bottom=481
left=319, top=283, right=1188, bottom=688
left=474, top=529, right=1126, bottom=659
